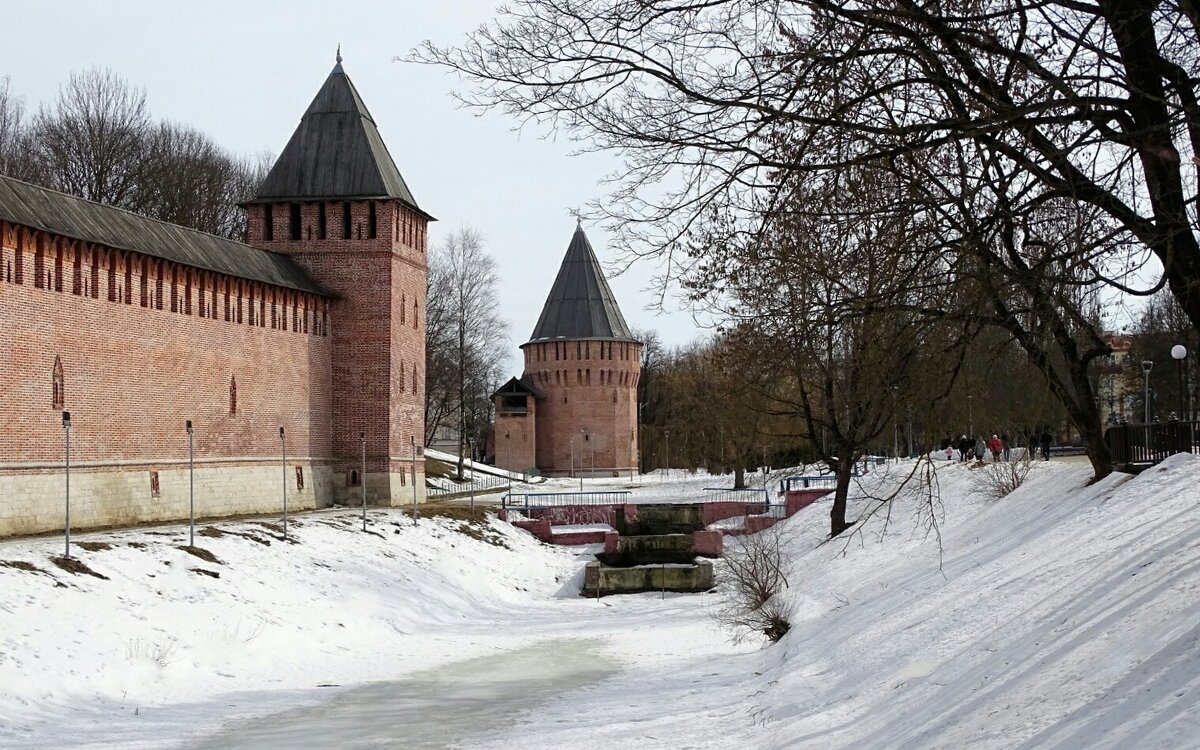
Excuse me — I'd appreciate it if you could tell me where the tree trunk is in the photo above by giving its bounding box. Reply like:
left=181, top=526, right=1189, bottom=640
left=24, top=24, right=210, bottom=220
left=734, top=465, right=745, bottom=489
left=829, top=454, right=855, bottom=538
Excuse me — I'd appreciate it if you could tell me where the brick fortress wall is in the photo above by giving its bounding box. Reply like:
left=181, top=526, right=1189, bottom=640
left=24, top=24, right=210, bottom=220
left=0, top=221, right=334, bottom=537
left=245, top=199, right=427, bottom=504
left=521, top=339, right=641, bottom=476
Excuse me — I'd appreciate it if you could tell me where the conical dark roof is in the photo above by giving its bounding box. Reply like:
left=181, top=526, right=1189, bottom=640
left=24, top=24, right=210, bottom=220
left=527, top=223, right=636, bottom=343
left=254, top=58, right=428, bottom=216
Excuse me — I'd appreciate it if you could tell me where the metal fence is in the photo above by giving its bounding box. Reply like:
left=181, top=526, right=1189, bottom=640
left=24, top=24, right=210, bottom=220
left=427, top=475, right=513, bottom=499
left=501, top=490, right=632, bottom=512
left=702, top=487, right=788, bottom=518
left=1106, top=420, right=1198, bottom=470
left=781, top=475, right=839, bottom=493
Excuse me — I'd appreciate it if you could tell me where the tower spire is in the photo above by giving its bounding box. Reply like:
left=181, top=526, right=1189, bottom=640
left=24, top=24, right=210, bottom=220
left=336, top=44, right=342, bottom=64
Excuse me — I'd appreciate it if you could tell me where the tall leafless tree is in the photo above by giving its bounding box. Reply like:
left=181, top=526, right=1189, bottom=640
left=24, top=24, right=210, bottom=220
left=424, top=227, right=509, bottom=477
left=417, top=2, right=1200, bottom=331
left=4, top=69, right=267, bottom=240
left=26, top=68, right=152, bottom=209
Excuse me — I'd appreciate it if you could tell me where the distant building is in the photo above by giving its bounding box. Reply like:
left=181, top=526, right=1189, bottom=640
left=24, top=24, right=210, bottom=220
left=0, top=53, right=430, bottom=537
left=493, top=224, right=641, bottom=476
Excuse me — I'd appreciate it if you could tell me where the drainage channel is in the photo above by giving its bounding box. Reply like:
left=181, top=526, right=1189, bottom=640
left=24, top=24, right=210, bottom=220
left=188, top=639, right=617, bottom=750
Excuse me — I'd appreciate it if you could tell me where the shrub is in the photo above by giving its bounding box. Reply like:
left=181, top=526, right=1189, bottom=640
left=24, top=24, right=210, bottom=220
left=974, top=456, right=1033, bottom=500
left=712, top=526, right=794, bottom=643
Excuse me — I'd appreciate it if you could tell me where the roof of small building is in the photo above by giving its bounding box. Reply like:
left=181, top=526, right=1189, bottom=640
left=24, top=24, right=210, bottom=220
left=0, top=174, right=327, bottom=296
left=252, top=57, right=431, bottom=218
left=526, top=222, right=637, bottom=344
left=492, top=375, right=544, bottom=400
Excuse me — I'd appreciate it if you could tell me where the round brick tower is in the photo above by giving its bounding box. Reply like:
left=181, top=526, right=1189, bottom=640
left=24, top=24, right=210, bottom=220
left=497, top=223, right=641, bottom=477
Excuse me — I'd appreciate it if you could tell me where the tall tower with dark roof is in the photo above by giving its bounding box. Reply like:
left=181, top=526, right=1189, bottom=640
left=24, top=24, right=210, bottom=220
left=494, top=223, right=642, bottom=476
left=244, top=53, right=432, bottom=504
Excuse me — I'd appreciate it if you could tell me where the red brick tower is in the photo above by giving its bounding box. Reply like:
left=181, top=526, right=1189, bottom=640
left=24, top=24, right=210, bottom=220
left=496, top=223, right=641, bottom=477
left=244, top=52, right=432, bottom=504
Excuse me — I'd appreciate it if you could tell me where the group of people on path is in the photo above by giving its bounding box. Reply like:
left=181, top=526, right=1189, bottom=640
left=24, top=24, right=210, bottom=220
left=943, top=430, right=1055, bottom=463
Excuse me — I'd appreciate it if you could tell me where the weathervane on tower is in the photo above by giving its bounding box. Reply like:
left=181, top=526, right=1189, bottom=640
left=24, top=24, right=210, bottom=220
left=336, top=44, right=342, bottom=64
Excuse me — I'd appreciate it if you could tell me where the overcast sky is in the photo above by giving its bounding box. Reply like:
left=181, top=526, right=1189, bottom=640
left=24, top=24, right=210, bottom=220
left=5, top=1, right=708, bottom=372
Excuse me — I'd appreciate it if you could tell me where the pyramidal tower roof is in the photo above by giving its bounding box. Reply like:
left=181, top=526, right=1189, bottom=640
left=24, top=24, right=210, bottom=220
left=527, top=222, right=636, bottom=343
left=254, top=51, right=429, bottom=216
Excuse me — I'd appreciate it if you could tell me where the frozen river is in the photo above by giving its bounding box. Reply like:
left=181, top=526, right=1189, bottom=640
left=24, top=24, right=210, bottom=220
left=188, top=639, right=617, bottom=749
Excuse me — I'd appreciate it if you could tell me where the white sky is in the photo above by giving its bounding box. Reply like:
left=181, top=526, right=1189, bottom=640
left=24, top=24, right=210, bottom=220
left=4, top=0, right=706, bottom=372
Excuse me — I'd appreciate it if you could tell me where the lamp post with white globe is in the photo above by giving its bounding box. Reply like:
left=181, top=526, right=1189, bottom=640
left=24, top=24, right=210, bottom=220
left=1172, top=345, right=1188, bottom=420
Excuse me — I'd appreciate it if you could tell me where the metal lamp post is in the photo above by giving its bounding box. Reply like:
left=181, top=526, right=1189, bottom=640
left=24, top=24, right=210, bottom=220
left=1142, top=360, right=1154, bottom=423
left=186, top=420, right=194, bottom=548
left=504, top=430, right=511, bottom=493
left=279, top=427, right=288, bottom=540
left=891, top=387, right=898, bottom=460
left=570, top=435, right=577, bottom=483
left=1172, top=345, right=1187, bottom=420
left=467, top=436, right=476, bottom=514
left=411, top=435, right=418, bottom=526
left=907, top=405, right=914, bottom=458
left=62, top=411, right=71, bottom=559
left=578, top=429, right=587, bottom=491
left=664, top=429, right=671, bottom=481
left=361, top=432, right=367, bottom=532
left=968, top=394, right=974, bottom=437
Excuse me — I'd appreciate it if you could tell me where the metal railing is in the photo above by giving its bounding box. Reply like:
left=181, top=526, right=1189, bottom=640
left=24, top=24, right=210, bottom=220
left=427, top=475, right=513, bottom=499
left=781, top=476, right=838, bottom=493
left=501, top=490, right=632, bottom=511
left=1106, top=420, right=1198, bottom=469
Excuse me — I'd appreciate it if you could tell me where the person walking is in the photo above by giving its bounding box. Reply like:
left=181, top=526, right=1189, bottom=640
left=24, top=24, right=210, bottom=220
left=1000, top=433, right=1011, bottom=462
left=1040, top=429, right=1053, bottom=461
left=974, top=435, right=988, bottom=464
left=958, top=434, right=973, bottom=462
left=988, top=434, right=1003, bottom=462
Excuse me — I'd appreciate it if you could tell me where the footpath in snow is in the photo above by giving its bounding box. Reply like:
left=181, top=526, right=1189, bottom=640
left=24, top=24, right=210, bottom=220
left=2, top=456, right=1199, bottom=748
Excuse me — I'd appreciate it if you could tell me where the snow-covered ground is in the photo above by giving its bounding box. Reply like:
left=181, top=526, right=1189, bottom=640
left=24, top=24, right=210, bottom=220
left=2, top=455, right=1198, bottom=748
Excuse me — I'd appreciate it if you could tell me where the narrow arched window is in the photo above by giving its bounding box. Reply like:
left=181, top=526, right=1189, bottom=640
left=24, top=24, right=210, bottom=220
left=52, top=356, right=64, bottom=409
left=229, top=376, right=238, bottom=416
left=412, top=368, right=418, bottom=394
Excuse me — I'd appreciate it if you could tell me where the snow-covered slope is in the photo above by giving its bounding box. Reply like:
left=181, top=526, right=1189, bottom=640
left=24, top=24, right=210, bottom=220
left=752, top=455, right=1200, bottom=749
left=2, top=456, right=1198, bottom=749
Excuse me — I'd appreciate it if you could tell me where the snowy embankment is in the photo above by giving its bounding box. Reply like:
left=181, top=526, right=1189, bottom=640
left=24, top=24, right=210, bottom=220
left=2, top=456, right=1198, bottom=749
left=750, top=455, right=1200, bottom=750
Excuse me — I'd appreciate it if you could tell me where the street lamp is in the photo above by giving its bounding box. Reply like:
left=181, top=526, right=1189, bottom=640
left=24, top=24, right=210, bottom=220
left=279, top=427, right=288, bottom=541
left=664, top=429, right=671, bottom=481
left=186, top=420, right=194, bottom=547
left=891, top=386, right=898, bottom=460
left=1142, top=360, right=1154, bottom=423
left=968, top=394, right=974, bottom=437
left=467, top=436, right=476, bottom=513
left=62, top=411, right=71, bottom=559
left=361, top=432, right=367, bottom=532
left=1172, top=345, right=1187, bottom=420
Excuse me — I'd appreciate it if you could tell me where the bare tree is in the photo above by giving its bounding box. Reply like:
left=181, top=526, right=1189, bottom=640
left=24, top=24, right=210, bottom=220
left=416, top=2, right=1200, bottom=332
left=0, top=76, right=33, bottom=180
left=26, top=68, right=151, bottom=208
left=141, top=122, right=270, bottom=239
left=424, top=227, right=509, bottom=477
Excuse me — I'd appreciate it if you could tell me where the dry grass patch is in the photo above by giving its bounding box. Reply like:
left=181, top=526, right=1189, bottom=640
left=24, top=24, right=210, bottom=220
left=1, top=560, right=46, bottom=575
left=178, top=546, right=222, bottom=564
left=76, top=541, right=113, bottom=552
left=190, top=568, right=220, bottom=579
left=50, top=556, right=109, bottom=580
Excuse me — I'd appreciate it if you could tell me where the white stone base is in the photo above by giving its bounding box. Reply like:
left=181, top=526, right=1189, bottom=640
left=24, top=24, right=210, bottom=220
left=0, top=461, right=334, bottom=538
